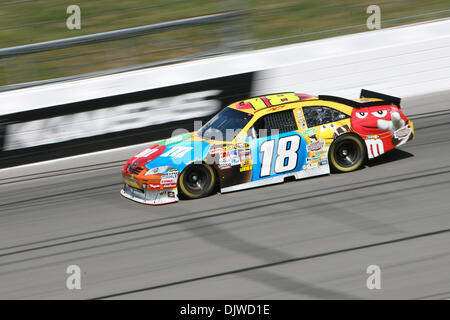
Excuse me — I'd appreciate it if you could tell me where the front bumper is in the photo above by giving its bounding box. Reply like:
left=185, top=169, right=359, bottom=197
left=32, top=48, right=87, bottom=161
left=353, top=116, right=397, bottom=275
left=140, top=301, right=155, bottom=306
left=120, top=183, right=178, bottom=205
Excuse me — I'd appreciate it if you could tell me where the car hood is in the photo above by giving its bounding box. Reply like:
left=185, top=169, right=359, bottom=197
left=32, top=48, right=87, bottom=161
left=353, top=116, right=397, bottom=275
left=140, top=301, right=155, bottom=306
left=123, top=133, right=212, bottom=175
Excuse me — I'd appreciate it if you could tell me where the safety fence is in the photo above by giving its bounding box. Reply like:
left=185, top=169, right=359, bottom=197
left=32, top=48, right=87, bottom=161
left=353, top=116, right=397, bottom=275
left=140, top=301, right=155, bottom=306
left=1, top=0, right=450, bottom=89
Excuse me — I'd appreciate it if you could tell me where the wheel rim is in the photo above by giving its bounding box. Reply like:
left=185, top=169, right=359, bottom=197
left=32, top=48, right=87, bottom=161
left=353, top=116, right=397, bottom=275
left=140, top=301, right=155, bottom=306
left=334, top=140, right=360, bottom=168
left=182, top=165, right=211, bottom=195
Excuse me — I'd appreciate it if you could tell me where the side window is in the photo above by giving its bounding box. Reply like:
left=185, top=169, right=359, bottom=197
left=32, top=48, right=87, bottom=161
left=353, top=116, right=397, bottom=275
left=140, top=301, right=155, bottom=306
left=303, top=106, right=349, bottom=127
left=251, top=110, right=298, bottom=138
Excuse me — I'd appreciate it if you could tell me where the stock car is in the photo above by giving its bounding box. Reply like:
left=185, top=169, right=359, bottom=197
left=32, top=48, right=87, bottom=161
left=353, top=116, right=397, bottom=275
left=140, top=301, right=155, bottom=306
left=121, top=89, right=414, bottom=205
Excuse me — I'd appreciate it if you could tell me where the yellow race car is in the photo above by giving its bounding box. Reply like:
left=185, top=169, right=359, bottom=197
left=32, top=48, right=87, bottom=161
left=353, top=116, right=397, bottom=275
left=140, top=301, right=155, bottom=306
left=121, top=90, right=414, bottom=205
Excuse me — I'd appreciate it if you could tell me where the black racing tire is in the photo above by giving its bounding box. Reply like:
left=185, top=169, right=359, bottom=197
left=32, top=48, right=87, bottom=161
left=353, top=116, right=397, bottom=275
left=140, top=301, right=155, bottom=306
left=329, top=134, right=366, bottom=173
left=178, top=164, right=216, bottom=199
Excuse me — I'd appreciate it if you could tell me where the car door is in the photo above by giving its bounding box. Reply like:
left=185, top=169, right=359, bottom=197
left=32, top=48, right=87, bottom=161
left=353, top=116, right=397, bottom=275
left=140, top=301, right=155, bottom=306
left=294, top=105, right=351, bottom=169
left=298, top=105, right=351, bottom=143
left=246, top=109, right=308, bottom=182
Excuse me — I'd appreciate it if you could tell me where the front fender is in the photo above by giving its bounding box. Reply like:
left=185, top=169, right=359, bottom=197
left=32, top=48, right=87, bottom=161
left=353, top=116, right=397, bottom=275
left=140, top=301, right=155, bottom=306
left=146, top=140, right=212, bottom=173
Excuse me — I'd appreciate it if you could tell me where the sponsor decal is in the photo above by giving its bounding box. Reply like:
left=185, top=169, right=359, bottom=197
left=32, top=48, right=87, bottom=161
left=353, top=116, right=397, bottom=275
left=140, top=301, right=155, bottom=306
left=161, top=177, right=177, bottom=185
left=219, top=149, right=242, bottom=168
left=237, top=142, right=250, bottom=149
left=162, top=172, right=178, bottom=179
left=365, top=139, right=384, bottom=159
left=351, top=105, right=406, bottom=136
left=240, top=155, right=251, bottom=162
left=240, top=165, right=252, bottom=172
left=219, top=163, right=231, bottom=170
left=319, top=160, right=328, bottom=166
left=229, top=149, right=240, bottom=166
left=220, top=151, right=229, bottom=158
left=168, top=191, right=176, bottom=198
left=148, top=184, right=160, bottom=189
left=307, top=163, right=318, bottom=169
left=237, top=147, right=251, bottom=164
left=238, top=148, right=251, bottom=156
left=161, top=183, right=177, bottom=189
left=394, top=126, right=411, bottom=139
left=219, top=152, right=232, bottom=168
left=307, top=140, right=325, bottom=152
left=296, top=110, right=307, bottom=128
left=303, top=128, right=317, bottom=137
left=222, top=145, right=236, bottom=152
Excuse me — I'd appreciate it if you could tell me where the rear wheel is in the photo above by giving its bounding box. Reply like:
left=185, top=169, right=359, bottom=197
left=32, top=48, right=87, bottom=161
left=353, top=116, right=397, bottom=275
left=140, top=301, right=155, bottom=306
left=178, top=164, right=216, bottom=199
left=329, top=134, right=366, bottom=172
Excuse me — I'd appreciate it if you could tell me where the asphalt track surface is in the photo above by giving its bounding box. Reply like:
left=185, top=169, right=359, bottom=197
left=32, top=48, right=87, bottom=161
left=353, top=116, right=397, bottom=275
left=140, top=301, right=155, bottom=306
left=0, top=94, right=449, bottom=299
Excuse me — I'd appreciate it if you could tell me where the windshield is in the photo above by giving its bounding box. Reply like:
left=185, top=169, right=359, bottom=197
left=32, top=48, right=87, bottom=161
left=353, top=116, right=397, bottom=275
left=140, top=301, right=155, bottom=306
left=197, top=107, right=253, bottom=141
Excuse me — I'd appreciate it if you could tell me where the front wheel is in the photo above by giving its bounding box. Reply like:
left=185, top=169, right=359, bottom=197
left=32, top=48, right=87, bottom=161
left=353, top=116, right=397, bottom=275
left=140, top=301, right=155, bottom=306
left=329, top=134, right=366, bottom=172
left=178, top=164, right=216, bottom=199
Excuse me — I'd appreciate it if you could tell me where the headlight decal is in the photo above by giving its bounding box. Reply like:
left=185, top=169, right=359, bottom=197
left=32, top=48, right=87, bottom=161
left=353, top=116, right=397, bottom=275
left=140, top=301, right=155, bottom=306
left=145, top=165, right=171, bottom=175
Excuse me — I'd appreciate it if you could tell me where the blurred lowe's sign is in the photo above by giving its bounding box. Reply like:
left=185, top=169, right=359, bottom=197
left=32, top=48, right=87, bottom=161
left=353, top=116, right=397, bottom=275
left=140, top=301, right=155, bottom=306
left=0, top=72, right=254, bottom=168
left=4, top=90, right=222, bottom=150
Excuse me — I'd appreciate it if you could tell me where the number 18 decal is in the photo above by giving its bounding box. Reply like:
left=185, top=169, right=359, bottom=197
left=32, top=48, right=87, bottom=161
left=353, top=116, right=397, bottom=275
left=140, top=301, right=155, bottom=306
left=260, top=135, right=301, bottom=177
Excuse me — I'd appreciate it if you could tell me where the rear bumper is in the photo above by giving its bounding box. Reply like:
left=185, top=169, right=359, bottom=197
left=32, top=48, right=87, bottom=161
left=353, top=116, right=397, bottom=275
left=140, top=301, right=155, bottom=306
left=120, top=184, right=178, bottom=205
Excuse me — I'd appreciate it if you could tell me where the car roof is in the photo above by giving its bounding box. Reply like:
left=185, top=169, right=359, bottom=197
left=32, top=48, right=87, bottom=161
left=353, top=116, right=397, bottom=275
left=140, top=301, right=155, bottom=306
left=228, top=92, right=317, bottom=115
left=227, top=92, right=390, bottom=116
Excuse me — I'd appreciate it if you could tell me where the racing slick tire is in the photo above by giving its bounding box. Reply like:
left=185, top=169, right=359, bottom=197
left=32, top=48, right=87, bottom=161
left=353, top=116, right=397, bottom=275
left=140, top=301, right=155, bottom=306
left=329, top=134, right=366, bottom=173
left=178, top=164, right=216, bottom=199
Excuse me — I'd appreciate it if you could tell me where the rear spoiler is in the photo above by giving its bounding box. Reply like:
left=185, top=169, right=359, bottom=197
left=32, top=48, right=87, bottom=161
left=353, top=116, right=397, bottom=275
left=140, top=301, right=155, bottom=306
left=318, top=89, right=401, bottom=109
left=360, top=89, right=401, bottom=108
